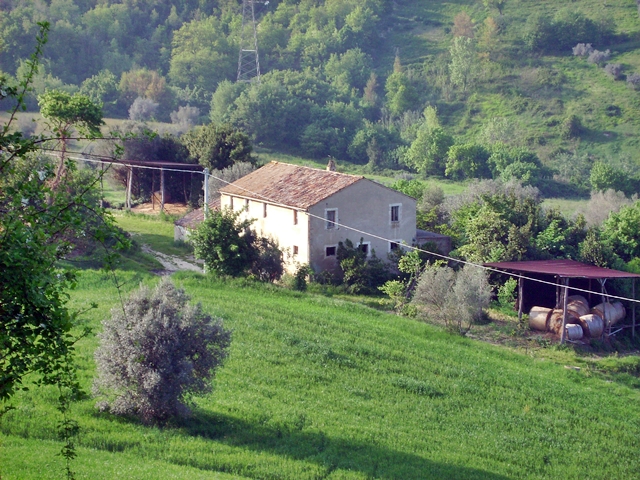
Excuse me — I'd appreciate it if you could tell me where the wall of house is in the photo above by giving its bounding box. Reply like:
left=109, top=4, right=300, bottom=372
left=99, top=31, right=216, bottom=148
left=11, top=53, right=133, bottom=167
left=220, top=194, right=309, bottom=273
left=307, top=180, right=416, bottom=273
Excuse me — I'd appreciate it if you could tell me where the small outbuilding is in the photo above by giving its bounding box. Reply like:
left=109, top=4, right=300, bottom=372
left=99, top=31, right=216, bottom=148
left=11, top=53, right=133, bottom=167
left=485, top=259, right=640, bottom=342
left=173, top=198, right=220, bottom=242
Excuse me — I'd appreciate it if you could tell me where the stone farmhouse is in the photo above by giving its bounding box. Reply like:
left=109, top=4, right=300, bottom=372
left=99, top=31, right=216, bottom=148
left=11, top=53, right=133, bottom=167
left=175, top=161, right=451, bottom=274
left=218, top=161, right=417, bottom=274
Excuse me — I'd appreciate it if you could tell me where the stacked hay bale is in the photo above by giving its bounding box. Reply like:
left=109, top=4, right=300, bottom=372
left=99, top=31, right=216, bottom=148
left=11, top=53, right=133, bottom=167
left=528, top=295, right=624, bottom=340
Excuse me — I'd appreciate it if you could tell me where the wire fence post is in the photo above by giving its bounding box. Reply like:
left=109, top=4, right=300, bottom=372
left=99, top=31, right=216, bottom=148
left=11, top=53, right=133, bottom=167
left=203, top=168, right=209, bottom=220
left=560, top=279, right=569, bottom=344
left=202, top=168, right=210, bottom=275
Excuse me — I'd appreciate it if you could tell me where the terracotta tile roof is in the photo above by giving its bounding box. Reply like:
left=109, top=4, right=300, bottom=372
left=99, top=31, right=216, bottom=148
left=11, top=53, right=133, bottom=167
left=174, top=197, right=221, bottom=229
left=218, top=161, right=364, bottom=209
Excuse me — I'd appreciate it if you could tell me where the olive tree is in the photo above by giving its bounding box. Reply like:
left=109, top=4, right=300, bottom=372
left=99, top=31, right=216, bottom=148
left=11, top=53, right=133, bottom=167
left=412, top=264, right=491, bottom=335
left=93, top=279, right=231, bottom=424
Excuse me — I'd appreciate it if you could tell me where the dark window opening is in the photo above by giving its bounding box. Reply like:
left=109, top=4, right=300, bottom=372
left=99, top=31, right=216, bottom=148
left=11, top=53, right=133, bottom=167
left=326, top=209, right=336, bottom=229
left=391, top=205, right=400, bottom=222
left=326, top=246, right=336, bottom=256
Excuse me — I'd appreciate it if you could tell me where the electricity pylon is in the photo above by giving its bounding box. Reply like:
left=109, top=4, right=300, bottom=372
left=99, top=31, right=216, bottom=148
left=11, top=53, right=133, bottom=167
left=237, top=0, right=264, bottom=83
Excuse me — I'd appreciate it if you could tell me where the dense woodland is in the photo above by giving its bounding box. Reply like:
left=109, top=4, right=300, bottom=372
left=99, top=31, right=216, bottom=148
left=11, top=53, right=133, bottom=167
left=2, top=0, right=640, bottom=275
left=2, top=0, right=640, bottom=184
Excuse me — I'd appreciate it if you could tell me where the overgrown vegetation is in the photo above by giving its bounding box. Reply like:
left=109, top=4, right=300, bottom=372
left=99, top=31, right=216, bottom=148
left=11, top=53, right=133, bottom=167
left=190, top=207, right=284, bottom=281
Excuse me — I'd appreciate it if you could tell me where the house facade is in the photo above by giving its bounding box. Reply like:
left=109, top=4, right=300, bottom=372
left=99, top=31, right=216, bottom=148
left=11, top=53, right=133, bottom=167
left=218, top=161, right=417, bottom=274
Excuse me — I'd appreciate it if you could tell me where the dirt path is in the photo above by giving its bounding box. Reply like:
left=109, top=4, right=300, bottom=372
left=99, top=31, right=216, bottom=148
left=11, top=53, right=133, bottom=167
left=141, top=244, right=203, bottom=274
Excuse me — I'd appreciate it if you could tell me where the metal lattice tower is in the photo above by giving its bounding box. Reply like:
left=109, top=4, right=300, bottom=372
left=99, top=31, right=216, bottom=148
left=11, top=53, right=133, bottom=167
left=237, top=0, right=261, bottom=83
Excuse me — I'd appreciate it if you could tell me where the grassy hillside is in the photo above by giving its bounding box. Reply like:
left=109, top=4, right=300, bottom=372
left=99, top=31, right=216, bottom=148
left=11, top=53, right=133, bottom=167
left=384, top=0, right=640, bottom=166
left=1, top=212, right=640, bottom=479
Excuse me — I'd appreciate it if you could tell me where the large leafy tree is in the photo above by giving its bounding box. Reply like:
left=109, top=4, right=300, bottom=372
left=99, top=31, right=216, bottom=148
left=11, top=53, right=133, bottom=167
left=169, top=16, right=236, bottom=94
left=1, top=23, right=123, bottom=402
left=449, top=36, right=479, bottom=92
left=38, top=89, right=104, bottom=190
left=600, top=201, right=640, bottom=262
left=182, top=122, right=255, bottom=171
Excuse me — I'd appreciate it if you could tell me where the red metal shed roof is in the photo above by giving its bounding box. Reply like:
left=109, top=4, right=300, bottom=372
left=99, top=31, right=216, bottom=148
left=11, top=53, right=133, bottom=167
left=484, top=259, right=640, bottom=279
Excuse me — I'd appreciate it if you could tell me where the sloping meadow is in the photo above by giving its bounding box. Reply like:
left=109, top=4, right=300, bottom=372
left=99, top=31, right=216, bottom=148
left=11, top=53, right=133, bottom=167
left=1, top=270, right=639, bottom=479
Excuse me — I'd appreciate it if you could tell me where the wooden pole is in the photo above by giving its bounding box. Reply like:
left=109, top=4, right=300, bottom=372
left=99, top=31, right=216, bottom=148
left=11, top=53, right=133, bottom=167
left=599, top=279, right=607, bottom=337
left=560, top=278, right=569, bottom=344
left=160, top=168, right=165, bottom=213
left=126, top=167, right=132, bottom=210
left=151, top=170, right=155, bottom=210
left=517, top=276, right=524, bottom=325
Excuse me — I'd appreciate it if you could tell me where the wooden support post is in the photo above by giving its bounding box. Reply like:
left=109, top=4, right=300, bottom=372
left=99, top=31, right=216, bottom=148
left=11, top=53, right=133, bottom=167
left=126, top=167, right=133, bottom=210
left=560, top=278, right=569, bottom=344
left=151, top=170, right=155, bottom=210
left=160, top=168, right=165, bottom=213
left=517, top=276, right=524, bottom=325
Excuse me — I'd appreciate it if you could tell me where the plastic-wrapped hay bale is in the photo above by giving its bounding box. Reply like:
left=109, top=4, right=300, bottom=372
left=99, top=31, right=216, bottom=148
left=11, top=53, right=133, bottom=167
left=565, top=324, right=584, bottom=341
left=578, top=314, right=604, bottom=338
left=567, top=295, right=589, bottom=307
left=549, top=309, right=580, bottom=334
left=592, top=302, right=625, bottom=326
left=566, top=297, right=589, bottom=317
left=529, top=306, right=552, bottom=331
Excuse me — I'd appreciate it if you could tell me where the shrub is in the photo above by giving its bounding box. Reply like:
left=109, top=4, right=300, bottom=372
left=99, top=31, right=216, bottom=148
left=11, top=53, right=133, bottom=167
left=337, top=238, right=390, bottom=294
left=292, top=264, right=312, bottom=291
left=445, top=143, right=492, bottom=180
left=579, top=189, right=634, bottom=227
left=93, top=279, right=231, bottom=424
left=412, top=264, right=491, bottom=335
left=207, top=162, right=256, bottom=198
left=587, top=49, right=610, bottom=66
left=627, top=73, right=640, bottom=90
left=497, top=277, right=517, bottom=308
left=604, top=63, right=623, bottom=80
left=560, top=114, right=583, bottom=139
left=250, top=236, right=284, bottom=282
left=170, top=105, right=200, bottom=130
left=190, top=207, right=257, bottom=277
left=589, top=162, right=629, bottom=195
left=572, top=43, right=593, bottom=56
left=128, top=97, right=159, bottom=121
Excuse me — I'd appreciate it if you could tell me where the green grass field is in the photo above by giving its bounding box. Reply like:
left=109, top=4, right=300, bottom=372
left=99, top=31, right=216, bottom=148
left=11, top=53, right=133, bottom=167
left=113, top=211, right=193, bottom=259
left=1, top=209, right=639, bottom=480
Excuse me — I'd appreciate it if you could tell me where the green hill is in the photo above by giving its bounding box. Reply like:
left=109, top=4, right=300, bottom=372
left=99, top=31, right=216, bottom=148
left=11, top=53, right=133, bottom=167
left=2, top=264, right=640, bottom=478
left=3, top=0, right=640, bottom=188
